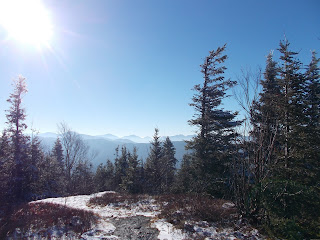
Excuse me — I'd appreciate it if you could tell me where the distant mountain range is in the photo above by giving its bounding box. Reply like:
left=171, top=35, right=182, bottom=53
left=37, top=132, right=194, bottom=169
left=37, top=132, right=194, bottom=143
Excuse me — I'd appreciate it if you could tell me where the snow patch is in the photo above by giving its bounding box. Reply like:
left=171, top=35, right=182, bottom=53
left=29, top=192, right=265, bottom=240
left=152, top=219, right=186, bottom=240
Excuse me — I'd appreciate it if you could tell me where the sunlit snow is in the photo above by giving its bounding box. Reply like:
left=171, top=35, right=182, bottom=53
left=29, top=191, right=264, bottom=240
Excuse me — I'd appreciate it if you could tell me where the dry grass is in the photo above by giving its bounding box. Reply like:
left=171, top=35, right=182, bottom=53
left=89, top=191, right=238, bottom=231
left=0, top=202, right=98, bottom=239
left=155, top=194, right=238, bottom=229
left=88, top=192, right=149, bottom=207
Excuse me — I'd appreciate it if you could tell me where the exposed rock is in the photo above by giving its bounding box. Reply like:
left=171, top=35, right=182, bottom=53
left=222, top=202, right=236, bottom=209
left=111, top=216, right=159, bottom=240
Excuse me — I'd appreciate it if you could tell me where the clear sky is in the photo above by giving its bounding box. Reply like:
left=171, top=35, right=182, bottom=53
left=0, top=0, right=319, bottom=137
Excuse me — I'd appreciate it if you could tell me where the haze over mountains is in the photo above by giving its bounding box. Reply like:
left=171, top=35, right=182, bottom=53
left=37, top=132, right=194, bottom=168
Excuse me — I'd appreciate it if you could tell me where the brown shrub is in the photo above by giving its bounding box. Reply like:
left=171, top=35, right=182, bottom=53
left=88, top=192, right=149, bottom=207
left=155, top=194, right=237, bottom=229
left=0, top=202, right=98, bottom=239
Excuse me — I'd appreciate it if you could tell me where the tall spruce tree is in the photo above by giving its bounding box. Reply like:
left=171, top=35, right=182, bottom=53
left=37, top=154, right=65, bottom=198
left=95, top=163, right=108, bottom=192
left=105, top=159, right=116, bottom=190
left=239, top=52, right=282, bottom=219
left=114, top=146, right=129, bottom=190
left=304, top=51, right=320, bottom=183
left=160, top=137, right=177, bottom=192
left=251, top=52, right=281, bottom=167
left=145, top=128, right=163, bottom=194
left=248, top=40, right=320, bottom=238
left=5, top=76, right=31, bottom=201
left=28, top=133, right=43, bottom=199
left=72, top=160, right=94, bottom=195
left=121, top=147, right=142, bottom=193
left=186, top=44, right=240, bottom=197
left=0, top=131, right=12, bottom=204
left=276, top=39, right=305, bottom=171
left=174, top=154, right=193, bottom=193
left=52, top=137, right=64, bottom=167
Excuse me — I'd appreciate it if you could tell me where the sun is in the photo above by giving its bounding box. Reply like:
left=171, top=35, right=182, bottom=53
left=0, top=0, right=53, bottom=48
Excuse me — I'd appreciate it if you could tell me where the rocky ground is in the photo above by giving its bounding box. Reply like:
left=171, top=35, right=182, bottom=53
left=6, top=192, right=266, bottom=239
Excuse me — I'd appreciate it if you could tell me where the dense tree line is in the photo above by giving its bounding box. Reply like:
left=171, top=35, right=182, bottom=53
left=0, top=77, right=95, bottom=205
left=176, top=41, right=319, bottom=238
left=232, top=40, right=320, bottom=239
left=0, top=39, right=318, bottom=239
left=0, top=77, right=178, bottom=204
left=93, top=128, right=177, bottom=195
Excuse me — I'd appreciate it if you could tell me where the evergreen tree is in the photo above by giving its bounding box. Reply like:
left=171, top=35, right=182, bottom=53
left=27, top=133, right=43, bottom=199
left=145, top=128, right=163, bottom=194
left=186, top=45, right=240, bottom=197
left=251, top=52, right=281, bottom=167
left=304, top=51, right=320, bottom=183
left=72, top=160, right=94, bottom=195
left=5, top=76, right=31, bottom=201
left=50, top=137, right=66, bottom=193
left=238, top=52, right=282, bottom=219
left=174, top=154, right=193, bottom=193
left=52, top=137, right=64, bottom=167
left=114, top=146, right=129, bottom=190
left=121, top=147, right=142, bottom=193
left=37, top=154, right=65, bottom=198
left=0, top=131, right=12, bottom=205
left=246, top=40, right=320, bottom=238
left=160, top=137, right=177, bottom=192
left=95, top=163, right=108, bottom=192
left=105, top=159, right=116, bottom=190
left=276, top=39, right=305, bottom=170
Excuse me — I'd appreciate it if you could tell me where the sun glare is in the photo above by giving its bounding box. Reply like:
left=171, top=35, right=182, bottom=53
left=0, top=0, right=53, bottom=48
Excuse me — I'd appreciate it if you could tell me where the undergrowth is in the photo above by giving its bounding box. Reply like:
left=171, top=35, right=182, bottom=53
left=0, top=202, right=98, bottom=239
left=89, top=192, right=150, bottom=207
left=156, top=194, right=238, bottom=229
left=89, top=191, right=238, bottom=231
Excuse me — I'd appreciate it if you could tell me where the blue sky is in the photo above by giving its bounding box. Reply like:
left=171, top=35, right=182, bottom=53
left=0, top=0, right=319, bottom=137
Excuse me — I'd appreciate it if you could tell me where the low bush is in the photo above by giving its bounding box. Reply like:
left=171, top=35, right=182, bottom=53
left=88, top=192, right=149, bottom=207
left=0, top=202, right=98, bottom=239
left=156, top=194, right=237, bottom=229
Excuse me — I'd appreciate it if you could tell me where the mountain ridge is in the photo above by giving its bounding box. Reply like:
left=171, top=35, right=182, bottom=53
left=37, top=132, right=193, bottom=168
left=36, top=132, right=194, bottom=143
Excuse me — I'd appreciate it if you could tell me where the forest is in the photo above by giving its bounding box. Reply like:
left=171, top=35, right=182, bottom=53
left=0, top=39, right=319, bottom=239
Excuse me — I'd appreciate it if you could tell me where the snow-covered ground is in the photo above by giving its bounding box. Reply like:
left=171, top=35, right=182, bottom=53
left=27, top=191, right=265, bottom=240
left=32, top=191, right=186, bottom=239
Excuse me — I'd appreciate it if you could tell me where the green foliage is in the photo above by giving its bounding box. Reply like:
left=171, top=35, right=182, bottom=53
left=159, top=137, right=177, bottom=192
left=94, top=160, right=117, bottom=192
left=174, top=155, right=194, bottom=193
left=261, top=179, right=320, bottom=239
left=114, top=146, right=129, bottom=189
left=0, top=130, right=13, bottom=205
left=5, top=76, right=32, bottom=202
left=52, top=137, right=64, bottom=166
left=145, top=128, right=164, bottom=194
left=72, top=161, right=94, bottom=195
left=121, top=147, right=143, bottom=193
left=185, top=44, right=240, bottom=197
left=37, top=155, right=65, bottom=198
left=237, top=39, right=320, bottom=239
